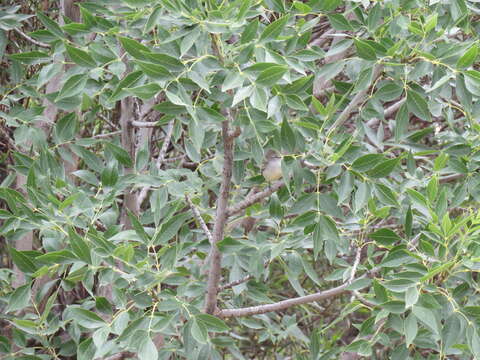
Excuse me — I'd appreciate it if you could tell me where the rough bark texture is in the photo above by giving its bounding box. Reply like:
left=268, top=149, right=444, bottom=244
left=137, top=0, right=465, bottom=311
left=204, top=121, right=235, bottom=314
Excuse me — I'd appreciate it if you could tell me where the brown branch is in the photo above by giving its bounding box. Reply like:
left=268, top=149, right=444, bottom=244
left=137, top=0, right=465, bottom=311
left=137, top=121, right=174, bottom=208
left=185, top=195, right=213, bottom=244
left=156, top=121, right=174, bottom=169
left=219, top=274, right=254, bottom=291
left=204, top=120, right=236, bottom=314
left=439, top=173, right=465, bottom=184
left=14, top=28, right=50, bottom=48
left=384, top=97, right=406, bottom=119
left=227, top=180, right=285, bottom=217
left=218, top=282, right=350, bottom=318
left=217, top=268, right=379, bottom=318
left=103, top=351, right=136, bottom=360
left=90, top=131, right=122, bottom=139
left=328, top=64, right=383, bottom=135
left=366, top=97, right=406, bottom=127
left=219, top=261, right=269, bottom=291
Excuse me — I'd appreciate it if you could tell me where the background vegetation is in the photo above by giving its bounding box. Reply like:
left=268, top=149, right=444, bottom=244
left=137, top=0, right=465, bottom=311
left=1, top=0, right=480, bottom=359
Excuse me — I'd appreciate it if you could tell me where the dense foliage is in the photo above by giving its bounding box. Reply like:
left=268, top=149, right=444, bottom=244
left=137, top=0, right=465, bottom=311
left=1, top=0, right=480, bottom=359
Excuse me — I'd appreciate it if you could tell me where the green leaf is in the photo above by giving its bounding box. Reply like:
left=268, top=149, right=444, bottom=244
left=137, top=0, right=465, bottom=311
left=68, top=228, right=92, bottom=264
left=368, top=158, right=400, bottom=178
left=135, top=60, right=172, bottom=80
left=222, top=71, right=244, bottom=92
left=152, top=213, right=190, bottom=245
left=8, top=51, right=50, bottom=64
left=126, top=83, right=161, bottom=99
left=119, top=36, right=150, bottom=59
left=457, top=44, right=478, bottom=68
left=36, top=250, right=78, bottom=264
left=369, top=228, right=402, bottom=247
left=104, top=142, right=133, bottom=167
left=101, top=162, right=118, bottom=187
left=442, top=315, right=462, bottom=351
left=65, top=44, right=96, bottom=68
left=250, top=87, right=267, bottom=111
left=407, top=90, right=431, bottom=121
left=394, top=103, right=409, bottom=141
left=9, top=248, right=37, bottom=274
left=412, top=306, right=439, bottom=334
left=191, top=318, right=208, bottom=344
left=256, top=65, right=288, bottom=87
left=6, top=284, right=31, bottom=313
left=232, top=85, right=253, bottom=106
left=314, top=216, right=339, bottom=260
left=127, top=210, right=150, bottom=244
left=54, top=113, right=78, bottom=142
left=78, top=338, right=96, bottom=360
left=285, top=95, right=308, bottom=111
left=423, top=13, right=437, bottom=33
left=405, top=313, right=418, bottom=347
left=464, top=70, right=480, bottom=96
left=143, top=52, right=184, bottom=71
left=196, top=314, right=229, bottom=332
left=281, top=119, right=296, bottom=153
left=375, top=184, right=399, bottom=207
left=259, top=15, right=289, bottom=42
left=312, top=222, right=323, bottom=260
left=328, top=14, right=353, bottom=31
left=37, top=11, right=64, bottom=38
left=405, top=286, right=419, bottom=308
left=376, top=82, right=403, bottom=101
left=137, top=331, right=158, bottom=360
left=56, top=74, right=88, bottom=101
left=241, top=19, right=259, bottom=44
left=354, top=39, right=377, bottom=60
left=351, top=154, right=385, bottom=172
left=110, top=71, right=145, bottom=102
left=69, top=307, right=106, bottom=329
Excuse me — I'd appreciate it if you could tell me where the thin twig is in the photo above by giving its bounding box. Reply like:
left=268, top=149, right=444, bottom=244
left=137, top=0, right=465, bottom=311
left=219, top=261, right=270, bottom=291
left=156, top=121, right=174, bottom=169
left=131, top=120, right=160, bottom=128
left=136, top=121, right=174, bottom=208
left=439, top=173, right=465, bottom=184
left=227, top=180, right=285, bottom=217
left=366, top=98, right=406, bottom=127
left=14, top=28, right=50, bottom=48
left=91, top=131, right=122, bottom=139
left=219, top=274, right=254, bottom=291
left=349, top=246, right=362, bottom=283
left=185, top=195, right=213, bottom=244
left=309, top=29, right=335, bottom=48
left=103, top=351, right=136, bottom=360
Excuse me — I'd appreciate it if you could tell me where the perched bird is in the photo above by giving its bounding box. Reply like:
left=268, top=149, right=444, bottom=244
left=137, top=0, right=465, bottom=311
left=262, top=149, right=283, bottom=182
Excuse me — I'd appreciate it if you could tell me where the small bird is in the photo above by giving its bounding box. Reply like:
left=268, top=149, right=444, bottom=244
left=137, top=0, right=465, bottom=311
left=262, top=149, right=282, bottom=182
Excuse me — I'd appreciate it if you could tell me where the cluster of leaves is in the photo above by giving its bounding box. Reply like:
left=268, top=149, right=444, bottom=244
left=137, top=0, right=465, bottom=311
left=1, top=0, right=480, bottom=359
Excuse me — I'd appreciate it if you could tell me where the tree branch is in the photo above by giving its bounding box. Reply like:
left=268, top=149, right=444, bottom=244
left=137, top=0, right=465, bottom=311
left=227, top=180, right=285, bottom=217
left=218, top=273, right=254, bottom=291
left=137, top=121, right=174, bottom=208
left=217, top=268, right=379, bottom=318
left=103, top=351, right=135, bottom=360
left=14, top=28, right=50, bottom=48
left=204, top=120, right=236, bottom=314
left=218, top=282, right=350, bottom=318
left=328, top=64, right=383, bottom=135
left=185, top=195, right=213, bottom=244
left=131, top=120, right=161, bottom=128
